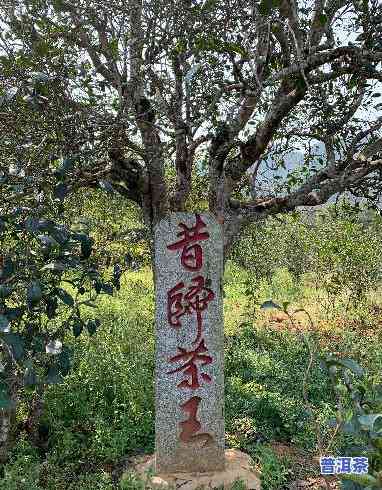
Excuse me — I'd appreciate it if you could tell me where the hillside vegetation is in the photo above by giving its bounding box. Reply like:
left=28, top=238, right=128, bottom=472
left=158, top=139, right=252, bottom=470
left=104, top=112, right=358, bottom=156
left=2, top=192, right=382, bottom=490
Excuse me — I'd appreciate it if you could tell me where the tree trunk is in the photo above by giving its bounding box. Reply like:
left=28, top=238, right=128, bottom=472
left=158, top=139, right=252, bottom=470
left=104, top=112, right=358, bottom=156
left=0, top=408, right=13, bottom=463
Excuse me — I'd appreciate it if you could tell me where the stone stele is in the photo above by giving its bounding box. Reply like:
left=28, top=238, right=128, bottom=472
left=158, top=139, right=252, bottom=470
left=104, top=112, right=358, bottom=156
left=154, top=212, right=225, bottom=474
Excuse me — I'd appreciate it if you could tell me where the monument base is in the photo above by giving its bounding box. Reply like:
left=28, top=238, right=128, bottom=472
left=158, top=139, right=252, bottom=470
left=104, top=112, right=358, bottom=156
left=124, top=449, right=261, bottom=489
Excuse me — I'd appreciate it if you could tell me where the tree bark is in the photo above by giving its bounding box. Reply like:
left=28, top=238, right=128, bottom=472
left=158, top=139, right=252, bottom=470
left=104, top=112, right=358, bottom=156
left=0, top=408, right=13, bottom=463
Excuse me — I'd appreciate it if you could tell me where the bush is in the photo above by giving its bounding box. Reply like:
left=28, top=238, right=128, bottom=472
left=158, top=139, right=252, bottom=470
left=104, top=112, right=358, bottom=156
left=231, top=201, right=382, bottom=314
left=225, top=324, right=335, bottom=448
left=43, top=270, right=155, bottom=467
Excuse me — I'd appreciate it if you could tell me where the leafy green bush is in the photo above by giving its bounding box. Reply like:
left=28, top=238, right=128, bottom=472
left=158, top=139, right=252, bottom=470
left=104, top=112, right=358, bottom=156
left=231, top=201, right=382, bottom=316
left=313, top=212, right=382, bottom=308
left=231, top=212, right=313, bottom=283
left=43, top=271, right=155, bottom=466
left=0, top=438, right=41, bottom=490
left=225, top=322, right=334, bottom=447
left=0, top=161, right=123, bottom=461
left=251, top=444, right=292, bottom=490
left=64, top=190, right=151, bottom=269
left=322, top=355, right=382, bottom=489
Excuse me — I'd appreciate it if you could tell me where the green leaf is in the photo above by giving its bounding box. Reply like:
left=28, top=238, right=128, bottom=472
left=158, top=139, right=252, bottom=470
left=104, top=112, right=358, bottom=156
left=35, top=219, right=53, bottom=232
left=55, top=158, right=75, bottom=177
left=54, top=182, right=68, bottom=201
left=80, top=238, right=93, bottom=259
left=80, top=300, right=97, bottom=308
left=37, top=235, right=59, bottom=247
left=31, top=336, right=45, bottom=353
left=35, top=40, right=50, bottom=56
left=348, top=75, right=359, bottom=89
left=358, top=414, right=382, bottom=431
left=295, top=77, right=306, bottom=90
left=72, top=320, right=83, bottom=338
left=282, top=301, right=290, bottom=312
left=324, top=356, right=365, bottom=377
left=57, top=348, right=71, bottom=376
left=0, top=384, right=13, bottom=410
left=341, top=474, right=377, bottom=486
left=41, top=262, right=68, bottom=271
left=337, top=358, right=365, bottom=377
left=0, top=285, right=12, bottom=299
left=24, top=216, right=39, bottom=233
left=57, top=288, right=74, bottom=307
left=46, top=365, right=62, bottom=384
left=222, top=42, right=247, bottom=57
left=108, top=38, right=119, bottom=58
left=0, top=315, right=10, bottom=333
left=86, top=319, right=100, bottom=336
left=102, top=283, right=113, bottom=295
left=0, top=257, right=14, bottom=279
left=50, top=226, right=70, bottom=245
left=24, top=363, right=37, bottom=386
left=27, top=281, right=42, bottom=305
left=318, top=13, right=328, bottom=26
left=259, top=0, right=279, bottom=15
left=46, top=296, right=58, bottom=319
left=5, top=307, right=23, bottom=321
left=342, top=422, right=358, bottom=434
left=99, top=180, right=115, bottom=193
left=30, top=72, right=50, bottom=83
left=260, top=300, right=282, bottom=310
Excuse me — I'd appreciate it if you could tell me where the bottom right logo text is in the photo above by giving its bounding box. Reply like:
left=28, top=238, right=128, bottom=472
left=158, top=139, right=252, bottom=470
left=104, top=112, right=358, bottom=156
left=320, top=457, right=369, bottom=475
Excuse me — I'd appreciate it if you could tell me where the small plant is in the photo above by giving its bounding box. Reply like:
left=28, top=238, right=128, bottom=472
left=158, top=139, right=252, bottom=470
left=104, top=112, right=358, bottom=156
left=322, top=355, right=382, bottom=489
left=251, top=444, right=291, bottom=490
left=120, top=465, right=157, bottom=490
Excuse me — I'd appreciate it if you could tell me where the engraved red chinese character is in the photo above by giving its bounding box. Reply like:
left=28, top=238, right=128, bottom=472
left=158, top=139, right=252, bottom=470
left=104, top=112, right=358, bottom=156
left=167, top=339, right=212, bottom=389
left=167, top=276, right=214, bottom=344
left=179, top=396, right=213, bottom=446
left=167, top=214, right=209, bottom=271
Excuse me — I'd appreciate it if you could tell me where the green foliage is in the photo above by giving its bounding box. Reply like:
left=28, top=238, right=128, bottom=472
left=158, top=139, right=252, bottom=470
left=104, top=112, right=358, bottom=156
left=231, top=212, right=313, bottom=283
left=0, top=251, right=381, bottom=488
left=1, top=198, right=382, bottom=488
left=231, top=201, right=382, bottom=313
left=64, top=190, right=150, bottom=269
left=0, top=438, right=41, bottom=490
left=119, top=472, right=151, bottom=490
left=0, top=159, right=130, bottom=472
left=224, top=323, right=334, bottom=447
left=313, top=209, right=382, bottom=307
left=43, top=271, right=155, bottom=467
left=322, top=356, right=382, bottom=489
left=0, top=166, right=120, bottom=414
left=251, top=445, right=292, bottom=490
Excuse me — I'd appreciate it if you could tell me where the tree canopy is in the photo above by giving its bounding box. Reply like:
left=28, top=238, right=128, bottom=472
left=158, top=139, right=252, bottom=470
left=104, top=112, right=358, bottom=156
left=0, top=0, right=382, bottom=251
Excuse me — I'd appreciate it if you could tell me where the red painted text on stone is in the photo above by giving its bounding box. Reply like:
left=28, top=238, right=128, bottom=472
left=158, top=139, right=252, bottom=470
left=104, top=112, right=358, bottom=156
left=167, top=339, right=212, bottom=389
left=179, top=396, right=213, bottom=446
left=167, top=276, right=214, bottom=344
left=167, top=214, right=209, bottom=271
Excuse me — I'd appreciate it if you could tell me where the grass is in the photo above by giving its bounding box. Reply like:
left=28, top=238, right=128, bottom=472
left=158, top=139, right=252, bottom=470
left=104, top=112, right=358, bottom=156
left=3, top=261, right=382, bottom=489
